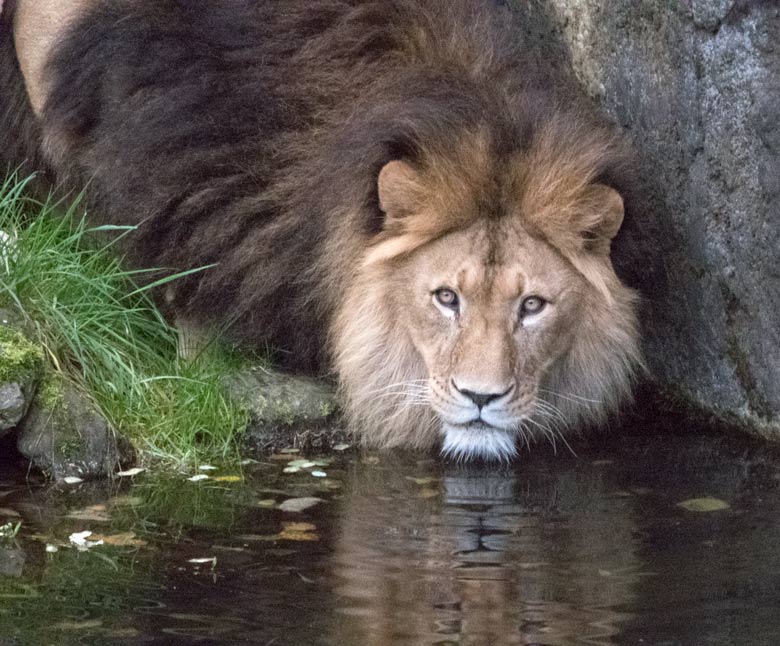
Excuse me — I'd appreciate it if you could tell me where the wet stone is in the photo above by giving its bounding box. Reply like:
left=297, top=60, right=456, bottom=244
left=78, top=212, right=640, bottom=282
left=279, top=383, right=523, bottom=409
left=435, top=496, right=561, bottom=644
left=0, top=546, right=25, bottom=578
left=16, top=376, right=134, bottom=481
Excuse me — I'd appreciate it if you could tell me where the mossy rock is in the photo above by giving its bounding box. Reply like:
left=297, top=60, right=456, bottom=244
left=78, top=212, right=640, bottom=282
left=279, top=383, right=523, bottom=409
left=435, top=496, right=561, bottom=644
left=0, top=323, right=44, bottom=433
left=16, top=372, right=134, bottom=481
left=223, top=365, right=346, bottom=450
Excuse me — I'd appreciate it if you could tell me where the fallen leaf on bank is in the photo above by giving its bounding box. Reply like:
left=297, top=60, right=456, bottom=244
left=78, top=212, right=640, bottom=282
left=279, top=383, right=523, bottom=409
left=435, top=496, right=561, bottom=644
left=283, top=466, right=301, bottom=474
left=256, top=499, right=277, bottom=508
left=198, top=465, right=218, bottom=471
left=213, top=475, right=242, bottom=483
left=187, top=474, right=209, bottom=482
left=333, top=443, right=350, bottom=451
left=45, top=544, right=59, bottom=553
left=62, top=477, right=84, bottom=485
left=416, top=488, right=439, bottom=499
left=0, top=508, right=20, bottom=518
left=362, top=456, right=380, bottom=466
left=277, top=497, right=323, bottom=513
left=677, top=497, right=731, bottom=512
left=270, top=454, right=299, bottom=461
left=116, top=467, right=146, bottom=477
left=89, top=532, right=147, bottom=547
left=279, top=448, right=301, bottom=454
left=311, top=471, right=327, bottom=478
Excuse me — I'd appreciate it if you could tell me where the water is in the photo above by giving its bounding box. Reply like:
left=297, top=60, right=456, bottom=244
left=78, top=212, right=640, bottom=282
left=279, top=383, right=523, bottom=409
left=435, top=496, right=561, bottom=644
left=1, top=428, right=780, bottom=645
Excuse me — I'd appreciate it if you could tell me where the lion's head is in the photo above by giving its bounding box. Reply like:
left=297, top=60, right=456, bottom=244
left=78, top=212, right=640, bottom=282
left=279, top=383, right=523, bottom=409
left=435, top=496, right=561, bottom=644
left=331, top=121, right=641, bottom=462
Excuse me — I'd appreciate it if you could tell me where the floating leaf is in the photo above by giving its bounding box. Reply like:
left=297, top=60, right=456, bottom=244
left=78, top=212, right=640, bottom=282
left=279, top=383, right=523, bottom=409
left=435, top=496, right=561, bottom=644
left=677, top=497, right=731, bottom=512
left=213, top=475, right=242, bottom=483
left=288, top=460, right=317, bottom=469
left=45, top=544, right=59, bottom=553
left=311, top=471, right=327, bottom=478
left=416, top=488, right=439, bottom=499
left=69, top=531, right=104, bottom=551
left=283, top=466, right=301, bottom=474
left=51, top=620, right=104, bottom=631
left=283, top=522, right=317, bottom=532
left=279, top=448, right=301, bottom=454
left=277, top=527, right=319, bottom=542
left=188, top=557, right=217, bottom=566
left=66, top=505, right=111, bottom=522
left=116, top=467, right=146, bottom=477
left=333, top=444, right=351, bottom=451
left=278, top=497, right=323, bottom=513
left=270, top=454, right=299, bottom=461
left=406, top=477, right=438, bottom=486
left=62, top=476, right=84, bottom=485
left=187, top=474, right=209, bottom=482
left=90, top=532, right=147, bottom=547
left=0, top=508, right=20, bottom=518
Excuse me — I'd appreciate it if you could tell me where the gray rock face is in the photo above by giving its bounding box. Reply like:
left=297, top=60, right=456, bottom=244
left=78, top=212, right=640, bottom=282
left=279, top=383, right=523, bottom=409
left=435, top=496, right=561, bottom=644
left=0, top=546, right=25, bottom=578
left=0, top=383, right=27, bottom=433
left=544, top=0, right=780, bottom=436
left=16, top=377, right=134, bottom=481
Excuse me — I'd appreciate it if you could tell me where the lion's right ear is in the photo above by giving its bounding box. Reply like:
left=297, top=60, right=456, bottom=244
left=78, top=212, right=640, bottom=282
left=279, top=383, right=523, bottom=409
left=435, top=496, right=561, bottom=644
left=377, top=160, right=422, bottom=229
left=364, top=161, right=428, bottom=266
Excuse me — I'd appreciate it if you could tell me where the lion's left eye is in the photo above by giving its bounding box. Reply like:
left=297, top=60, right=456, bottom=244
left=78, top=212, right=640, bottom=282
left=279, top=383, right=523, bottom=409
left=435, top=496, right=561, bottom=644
left=520, top=295, right=546, bottom=316
left=433, top=288, right=460, bottom=313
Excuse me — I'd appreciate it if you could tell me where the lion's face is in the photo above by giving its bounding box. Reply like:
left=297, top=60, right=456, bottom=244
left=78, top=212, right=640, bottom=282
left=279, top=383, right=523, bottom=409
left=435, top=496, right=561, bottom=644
left=397, top=222, right=588, bottom=460
left=332, top=136, right=641, bottom=462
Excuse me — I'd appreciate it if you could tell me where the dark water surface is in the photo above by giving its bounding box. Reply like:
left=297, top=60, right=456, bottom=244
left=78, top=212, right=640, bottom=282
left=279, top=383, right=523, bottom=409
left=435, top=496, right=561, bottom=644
left=2, top=429, right=780, bottom=645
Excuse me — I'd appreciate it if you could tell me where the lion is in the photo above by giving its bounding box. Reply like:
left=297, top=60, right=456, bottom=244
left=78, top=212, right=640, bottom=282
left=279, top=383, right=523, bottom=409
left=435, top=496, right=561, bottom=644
left=0, top=0, right=641, bottom=461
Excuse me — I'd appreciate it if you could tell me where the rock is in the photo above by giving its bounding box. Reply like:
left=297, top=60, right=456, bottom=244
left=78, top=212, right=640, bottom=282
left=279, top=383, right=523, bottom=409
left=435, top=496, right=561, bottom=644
left=223, top=365, right=344, bottom=451
left=544, top=1, right=780, bottom=438
left=16, top=374, right=134, bottom=481
left=0, top=546, right=25, bottom=578
left=0, top=324, right=43, bottom=435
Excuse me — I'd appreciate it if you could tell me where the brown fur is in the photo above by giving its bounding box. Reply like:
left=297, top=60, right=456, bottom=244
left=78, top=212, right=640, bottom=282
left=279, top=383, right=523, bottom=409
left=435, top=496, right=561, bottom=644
left=1, top=0, right=642, bottom=459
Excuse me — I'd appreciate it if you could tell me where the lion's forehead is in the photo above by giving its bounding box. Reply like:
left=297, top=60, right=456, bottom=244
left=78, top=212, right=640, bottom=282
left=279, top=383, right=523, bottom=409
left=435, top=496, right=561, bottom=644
left=444, top=225, right=572, bottom=301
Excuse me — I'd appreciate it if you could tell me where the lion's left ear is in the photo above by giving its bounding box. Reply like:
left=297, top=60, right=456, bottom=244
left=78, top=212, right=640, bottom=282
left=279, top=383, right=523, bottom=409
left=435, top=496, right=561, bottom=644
left=578, top=184, right=624, bottom=254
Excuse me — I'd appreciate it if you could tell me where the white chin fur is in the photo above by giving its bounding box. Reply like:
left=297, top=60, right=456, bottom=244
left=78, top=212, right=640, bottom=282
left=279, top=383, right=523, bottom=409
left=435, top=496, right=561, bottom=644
left=440, top=424, right=518, bottom=462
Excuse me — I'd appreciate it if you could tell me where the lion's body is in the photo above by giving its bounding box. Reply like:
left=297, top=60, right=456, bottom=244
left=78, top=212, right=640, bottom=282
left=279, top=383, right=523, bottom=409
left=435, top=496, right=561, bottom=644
left=0, top=0, right=641, bottom=459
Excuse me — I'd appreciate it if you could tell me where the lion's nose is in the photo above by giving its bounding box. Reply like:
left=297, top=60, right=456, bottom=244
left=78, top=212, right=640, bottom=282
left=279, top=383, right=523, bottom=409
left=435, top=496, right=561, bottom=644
left=452, top=380, right=514, bottom=409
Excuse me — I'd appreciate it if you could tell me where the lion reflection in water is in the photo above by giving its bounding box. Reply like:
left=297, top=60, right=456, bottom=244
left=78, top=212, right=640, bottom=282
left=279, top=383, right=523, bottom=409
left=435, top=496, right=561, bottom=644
left=331, top=459, right=640, bottom=645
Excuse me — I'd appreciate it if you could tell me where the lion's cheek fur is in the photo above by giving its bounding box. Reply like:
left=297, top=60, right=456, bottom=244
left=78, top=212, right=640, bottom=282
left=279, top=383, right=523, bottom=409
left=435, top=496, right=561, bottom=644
left=542, top=284, right=642, bottom=428
left=329, top=263, right=441, bottom=451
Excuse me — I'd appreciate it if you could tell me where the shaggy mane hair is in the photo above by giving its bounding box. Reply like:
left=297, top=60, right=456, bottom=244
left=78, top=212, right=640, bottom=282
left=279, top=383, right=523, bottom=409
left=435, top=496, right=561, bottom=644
left=0, top=0, right=640, bottom=452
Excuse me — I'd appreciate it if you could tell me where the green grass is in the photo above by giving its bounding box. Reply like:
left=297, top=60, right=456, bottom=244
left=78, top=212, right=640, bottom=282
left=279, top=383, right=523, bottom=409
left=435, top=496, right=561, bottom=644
left=0, top=173, right=249, bottom=464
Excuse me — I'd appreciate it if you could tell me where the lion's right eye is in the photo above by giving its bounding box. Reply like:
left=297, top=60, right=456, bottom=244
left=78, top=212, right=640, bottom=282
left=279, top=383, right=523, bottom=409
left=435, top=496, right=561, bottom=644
left=433, top=288, right=460, bottom=314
